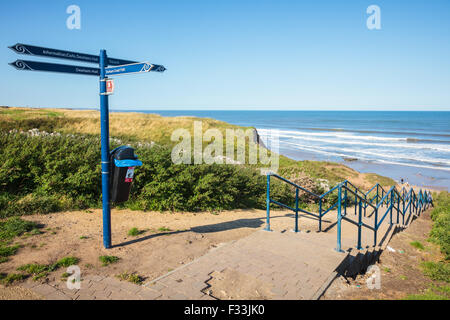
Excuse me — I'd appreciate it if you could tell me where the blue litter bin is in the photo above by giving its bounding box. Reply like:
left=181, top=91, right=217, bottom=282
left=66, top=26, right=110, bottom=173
left=109, top=146, right=142, bottom=203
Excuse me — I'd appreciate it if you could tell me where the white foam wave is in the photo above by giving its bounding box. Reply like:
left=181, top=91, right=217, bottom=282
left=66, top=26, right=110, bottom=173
left=257, top=129, right=450, bottom=153
left=260, top=138, right=450, bottom=172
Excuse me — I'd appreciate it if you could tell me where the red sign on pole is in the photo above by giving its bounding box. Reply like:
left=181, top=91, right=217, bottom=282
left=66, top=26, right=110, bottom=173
left=106, top=79, right=114, bottom=94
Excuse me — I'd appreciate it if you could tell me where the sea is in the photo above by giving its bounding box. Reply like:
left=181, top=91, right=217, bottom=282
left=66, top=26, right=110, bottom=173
left=115, top=110, right=450, bottom=191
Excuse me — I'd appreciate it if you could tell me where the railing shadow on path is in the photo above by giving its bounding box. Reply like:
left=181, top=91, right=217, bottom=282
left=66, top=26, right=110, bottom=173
left=112, top=214, right=288, bottom=248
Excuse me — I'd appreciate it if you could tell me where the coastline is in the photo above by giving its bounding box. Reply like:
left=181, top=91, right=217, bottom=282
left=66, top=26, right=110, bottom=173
left=2, top=106, right=448, bottom=192
left=273, top=141, right=449, bottom=191
left=119, top=109, right=449, bottom=192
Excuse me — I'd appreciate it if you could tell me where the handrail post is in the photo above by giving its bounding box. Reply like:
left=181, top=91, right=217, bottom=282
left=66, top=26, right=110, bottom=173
left=344, top=186, right=347, bottom=217
left=265, top=174, right=271, bottom=231
left=294, top=188, right=299, bottom=233
left=418, top=191, right=420, bottom=215
left=389, top=189, right=393, bottom=225
left=402, top=192, right=405, bottom=225
left=409, top=194, right=412, bottom=222
left=319, top=198, right=322, bottom=232
left=374, top=207, right=378, bottom=247
left=419, top=191, right=422, bottom=215
left=336, top=185, right=343, bottom=252
left=415, top=193, right=418, bottom=215
left=357, top=198, right=362, bottom=250
left=396, top=192, right=400, bottom=224
left=364, top=197, right=367, bottom=217
left=376, top=184, right=379, bottom=206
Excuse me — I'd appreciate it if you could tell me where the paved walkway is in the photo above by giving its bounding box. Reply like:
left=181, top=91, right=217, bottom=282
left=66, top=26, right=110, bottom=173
left=21, top=229, right=348, bottom=300
left=20, top=205, right=400, bottom=300
left=144, top=230, right=347, bottom=300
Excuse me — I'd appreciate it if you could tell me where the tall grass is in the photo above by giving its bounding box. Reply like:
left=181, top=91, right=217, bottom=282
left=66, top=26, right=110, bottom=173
left=429, top=191, right=450, bottom=260
left=0, top=107, right=397, bottom=216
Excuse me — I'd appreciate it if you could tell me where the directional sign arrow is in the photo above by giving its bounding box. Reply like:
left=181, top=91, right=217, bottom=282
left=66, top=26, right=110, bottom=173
left=9, top=59, right=100, bottom=76
left=9, top=43, right=136, bottom=66
left=105, top=62, right=166, bottom=76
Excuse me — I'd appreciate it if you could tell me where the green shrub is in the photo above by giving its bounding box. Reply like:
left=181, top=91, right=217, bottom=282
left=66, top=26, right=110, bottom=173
left=17, top=263, right=49, bottom=280
left=404, top=290, right=448, bottom=300
left=0, top=217, right=38, bottom=240
left=0, top=132, right=295, bottom=215
left=421, top=261, right=450, bottom=282
left=127, top=228, right=143, bottom=236
left=55, top=256, right=79, bottom=267
left=116, top=271, right=144, bottom=285
left=17, top=256, right=80, bottom=281
left=99, top=255, right=120, bottom=266
left=410, top=241, right=425, bottom=250
left=0, top=133, right=102, bottom=217
left=0, top=273, right=26, bottom=285
left=0, top=244, right=19, bottom=258
left=429, top=192, right=450, bottom=260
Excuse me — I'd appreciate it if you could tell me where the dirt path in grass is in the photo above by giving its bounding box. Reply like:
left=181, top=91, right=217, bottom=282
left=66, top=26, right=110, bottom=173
left=321, top=208, right=448, bottom=300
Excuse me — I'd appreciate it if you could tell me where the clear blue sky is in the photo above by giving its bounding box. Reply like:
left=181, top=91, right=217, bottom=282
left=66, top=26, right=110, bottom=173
left=0, top=0, right=449, bottom=111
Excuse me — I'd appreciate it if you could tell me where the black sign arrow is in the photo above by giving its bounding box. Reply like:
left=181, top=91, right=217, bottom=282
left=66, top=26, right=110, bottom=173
left=9, top=59, right=100, bottom=76
left=9, top=43, right=136, bottom=66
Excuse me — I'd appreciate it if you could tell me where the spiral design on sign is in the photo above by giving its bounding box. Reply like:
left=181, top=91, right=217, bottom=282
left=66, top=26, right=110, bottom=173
left=12, top=60, right=33, bottom=70
left=11, top=44, right=32, bottom=55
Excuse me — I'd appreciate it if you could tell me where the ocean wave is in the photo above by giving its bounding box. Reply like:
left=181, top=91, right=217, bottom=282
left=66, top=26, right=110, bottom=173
left=257, top=128, right=450, bottom=144
left=257, top=129, right=450, bottom=153
left=259, top=139, right=450, bottom=172
left=280, top=140, right=450, bottom=166
left=281, top=127, right=450, bottom=139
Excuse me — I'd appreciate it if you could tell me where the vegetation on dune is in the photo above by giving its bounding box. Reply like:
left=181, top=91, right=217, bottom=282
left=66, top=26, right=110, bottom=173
left=405, top=191, right=450, bottom=299
left=0, top=107, right=246, bottom=147
left=429, top=192, right=450, bottom=260
left=0, top=217, right=39, bottom=241
left=404, top=285, right=450, bottom=300
left=0, top=272, right=26, bottom=285
left=0, top=107, right=397, bottom=216
left=0, top=132, right=102, bottom=217
left=421, top=261, right=450, bottom=282
left=0, top=217, right=42, bottom=263
left=16, top=256, right=80, bottom=281
left=0, top=131, right=292, bottom=215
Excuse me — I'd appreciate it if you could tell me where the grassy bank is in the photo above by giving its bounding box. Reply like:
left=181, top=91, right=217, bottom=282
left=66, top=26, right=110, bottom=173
left=429, top=191, right=450, bottom=260
left=0, top=106, right=396, bottom=216
left=0, top=131, right=294, bottom=216
left=406, top=191, right=450, bottom=299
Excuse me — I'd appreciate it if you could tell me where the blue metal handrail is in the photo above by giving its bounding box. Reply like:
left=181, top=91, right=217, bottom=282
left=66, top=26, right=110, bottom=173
left=266, top=174, right=321, bottom=232
left=265, top=173, right=433, bottom=251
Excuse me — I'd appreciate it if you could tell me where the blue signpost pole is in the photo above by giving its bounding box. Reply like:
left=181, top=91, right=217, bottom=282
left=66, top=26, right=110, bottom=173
left=265, top=174, right=271, bottom=231
left=9, top=43, right=166, bottom=250
left=99, top=50, right=111, bottom=249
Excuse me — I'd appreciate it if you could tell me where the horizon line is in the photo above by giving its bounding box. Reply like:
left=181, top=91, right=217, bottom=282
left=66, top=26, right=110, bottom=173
left=3, top=105, right=450, bottom=112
